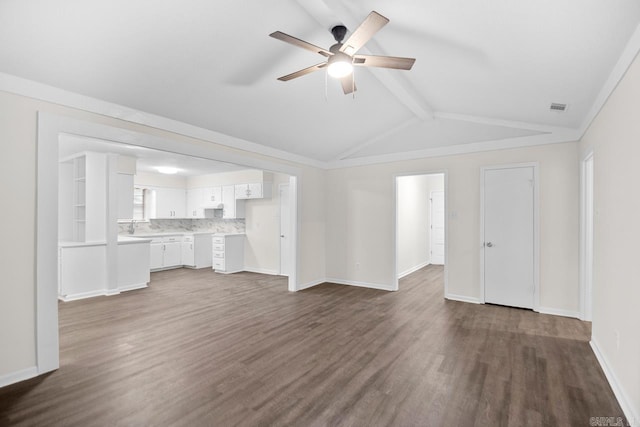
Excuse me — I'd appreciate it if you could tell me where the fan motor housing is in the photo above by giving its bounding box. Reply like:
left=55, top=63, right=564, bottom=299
left=331, top=25, right=347, bottom=42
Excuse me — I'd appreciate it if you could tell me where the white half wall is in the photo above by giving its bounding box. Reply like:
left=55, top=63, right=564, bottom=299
left=579, top=53, right=640, bottom=425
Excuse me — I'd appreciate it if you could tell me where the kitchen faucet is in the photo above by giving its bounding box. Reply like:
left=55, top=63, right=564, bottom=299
left=128, top=219, right=137, bottom=235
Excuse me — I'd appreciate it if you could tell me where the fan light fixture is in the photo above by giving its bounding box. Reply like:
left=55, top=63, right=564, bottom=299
left=327, top=53, right=353, bottom=78
left=156, top=166, right=179, bottom=175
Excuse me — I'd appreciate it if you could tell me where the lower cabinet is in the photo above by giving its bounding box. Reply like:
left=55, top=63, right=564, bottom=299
left=150, top=235, right=183, bottom=270
left=182, top=235, right=195, bottom=267
left=212, top=234, right=244, bottom=274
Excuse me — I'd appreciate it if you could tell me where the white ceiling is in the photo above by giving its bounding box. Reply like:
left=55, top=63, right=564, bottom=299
left=59, top=134, right=247, bottom=176
left=2, top=0, right=640, bottom=165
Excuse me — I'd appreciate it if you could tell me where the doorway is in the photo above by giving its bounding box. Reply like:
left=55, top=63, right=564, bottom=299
left=36, top=113, right=300, bottom=376
left=481, top=163, right=539, bottom=310
left=394, top=172, right=447, bottom=291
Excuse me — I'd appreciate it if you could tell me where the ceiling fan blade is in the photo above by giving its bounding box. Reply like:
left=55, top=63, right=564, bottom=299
left=340, top=76, right=356, bottom=94
left=277, top=62, right=327, bottom=81
left=269, top=31, right=331, bottom=57
left=353, top=54, right=416, bottom=70
left=339, top=11, right=389, bottom=55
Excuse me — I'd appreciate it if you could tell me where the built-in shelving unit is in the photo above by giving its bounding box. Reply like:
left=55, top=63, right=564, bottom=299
left=72, top=156, right=87, bottom=241
left=60, top=152, right=107, bottom=242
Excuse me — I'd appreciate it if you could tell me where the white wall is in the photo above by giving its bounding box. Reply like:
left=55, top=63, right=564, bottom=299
left=134, top=171, right=187, bottom=189
left=396, top=174, right=444, bottom=277
left=326, top=142, right=579, bottom=308
left=0, top=89, right=326, bottom=380
left=579, top=54, right=640, bottom=424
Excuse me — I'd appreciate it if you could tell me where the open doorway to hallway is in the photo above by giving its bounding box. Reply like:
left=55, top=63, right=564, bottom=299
left=395, top=173, right=446, bottom=291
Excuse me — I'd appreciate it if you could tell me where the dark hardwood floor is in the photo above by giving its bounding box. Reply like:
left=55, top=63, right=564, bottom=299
left=0, top=265, right=625, bottom=426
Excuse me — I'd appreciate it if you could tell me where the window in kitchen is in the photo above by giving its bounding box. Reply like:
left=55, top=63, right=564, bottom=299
left=132, top=187, right=146, bottom=220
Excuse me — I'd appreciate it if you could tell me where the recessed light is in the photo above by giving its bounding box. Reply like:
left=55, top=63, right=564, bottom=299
left=156, top=166, right=179, bottom=175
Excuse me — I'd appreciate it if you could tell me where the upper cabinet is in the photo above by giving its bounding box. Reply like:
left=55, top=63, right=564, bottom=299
left=202, top=186, right=222, bottom=206
left=222, top=185, right=245, bottom=219
left=234, top=182, right=272, bottom=200
left=150, top=187, right=186, bottom=219
left=186, top=188, right=205, bottom=218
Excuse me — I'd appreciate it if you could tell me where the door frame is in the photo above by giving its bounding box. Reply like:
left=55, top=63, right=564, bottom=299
left=479, top=162, right=540, bottom=311
left=429, top=190, right=445, bottom=265
left=36, top=112, right=301, bottom=376
left=278, top=182, right=291, bottom=277
left=392, top=170, right=448, bottom=293
left=580, top=151, right=594, bottom=321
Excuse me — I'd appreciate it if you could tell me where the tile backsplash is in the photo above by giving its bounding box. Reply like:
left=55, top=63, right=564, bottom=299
left=119, top=218, right=245, bottom=235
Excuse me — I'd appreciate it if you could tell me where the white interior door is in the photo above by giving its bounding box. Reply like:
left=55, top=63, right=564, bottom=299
left=483, top=166, right=535, bottom=309
left=279, top=184, right=291, bottom=276
left=430, top=191, right=445, bottom=265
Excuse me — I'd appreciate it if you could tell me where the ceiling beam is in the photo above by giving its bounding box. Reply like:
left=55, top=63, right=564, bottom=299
left=294, top=0, right=434, bottom=120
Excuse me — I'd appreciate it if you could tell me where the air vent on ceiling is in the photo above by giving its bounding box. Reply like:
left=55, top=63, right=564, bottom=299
left=550, top=103, right=568, bottom=112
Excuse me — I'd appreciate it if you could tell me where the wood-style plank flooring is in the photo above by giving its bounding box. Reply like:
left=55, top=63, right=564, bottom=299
left=0, top=266, right=625, bottom=426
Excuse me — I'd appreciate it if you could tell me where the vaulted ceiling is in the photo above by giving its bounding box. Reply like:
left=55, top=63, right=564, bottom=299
left=1, top=0, right=639, bottom=167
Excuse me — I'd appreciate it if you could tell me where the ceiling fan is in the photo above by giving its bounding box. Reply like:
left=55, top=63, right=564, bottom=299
left=269, top=11, right=416, bottom=94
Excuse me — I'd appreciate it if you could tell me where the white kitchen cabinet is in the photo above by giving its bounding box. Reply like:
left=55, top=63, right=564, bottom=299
left=212, top=234, right=244, bottom=274
left=202, top=186, right=222, bottom=206
left=149, top=239, right=164, bottom=270
left=222, top=185, right=245, bottom=219
left=186, top=188, right=205, bottom=218
left=163, top=236, right=182, bottom=267
left=181, top=235, right=195, bottom=267
left=150, top=235, right=183, bottom=270
left=152, top=187, right=186, bottom=219
left=234, top=182, right=272, bottom=199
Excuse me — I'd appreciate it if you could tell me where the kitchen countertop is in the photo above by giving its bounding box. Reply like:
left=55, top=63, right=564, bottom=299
left=59, top=241, right=107, bottom=248
left=212, top=233, right=246, bottom=237
left=118, top=236, right=153, bottom=244
left=124, top=231, right=221, bottom=238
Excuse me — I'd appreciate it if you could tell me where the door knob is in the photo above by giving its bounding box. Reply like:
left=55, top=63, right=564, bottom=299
left=280, top=235, right=285, bottom=238
left=486, top=242, right=493, bottom=247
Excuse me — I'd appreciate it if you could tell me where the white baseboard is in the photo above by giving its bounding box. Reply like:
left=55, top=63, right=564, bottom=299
left=296, top=279, right=325, bottom=291
left=0, top=366, right=38, bottom=388
left=59, top=283, right=148, bottom=301
left=325, top=278, right=395, bottom=292
left=537, top=306, right=580, bottom=319
left=58, top=289, right=106, bottom=302
left=590, top=339, right=639, bottom=427
left=118, top=283, right=148, bottom=293
left=243, top=267, right=280, bottom=276
left=398, top=262, right=430, bottom=279
left=445, top=293, right=482, bottom=304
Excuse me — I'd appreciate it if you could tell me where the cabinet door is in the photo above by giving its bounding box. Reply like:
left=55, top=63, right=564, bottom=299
left=182, top=241, right=195, bottom=267
left=163, top=242, right=182, bottom=267
left=222, top=185, right=236, bottom=218
left=154, top=187, right=187, bottom=218
left=186, top=188, right=204, bottom=218
left=235, top=183, right=264, bottom=199
left=150, top=243, right=163, bottom=269
left=203, top=186, right=222, bottom=206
